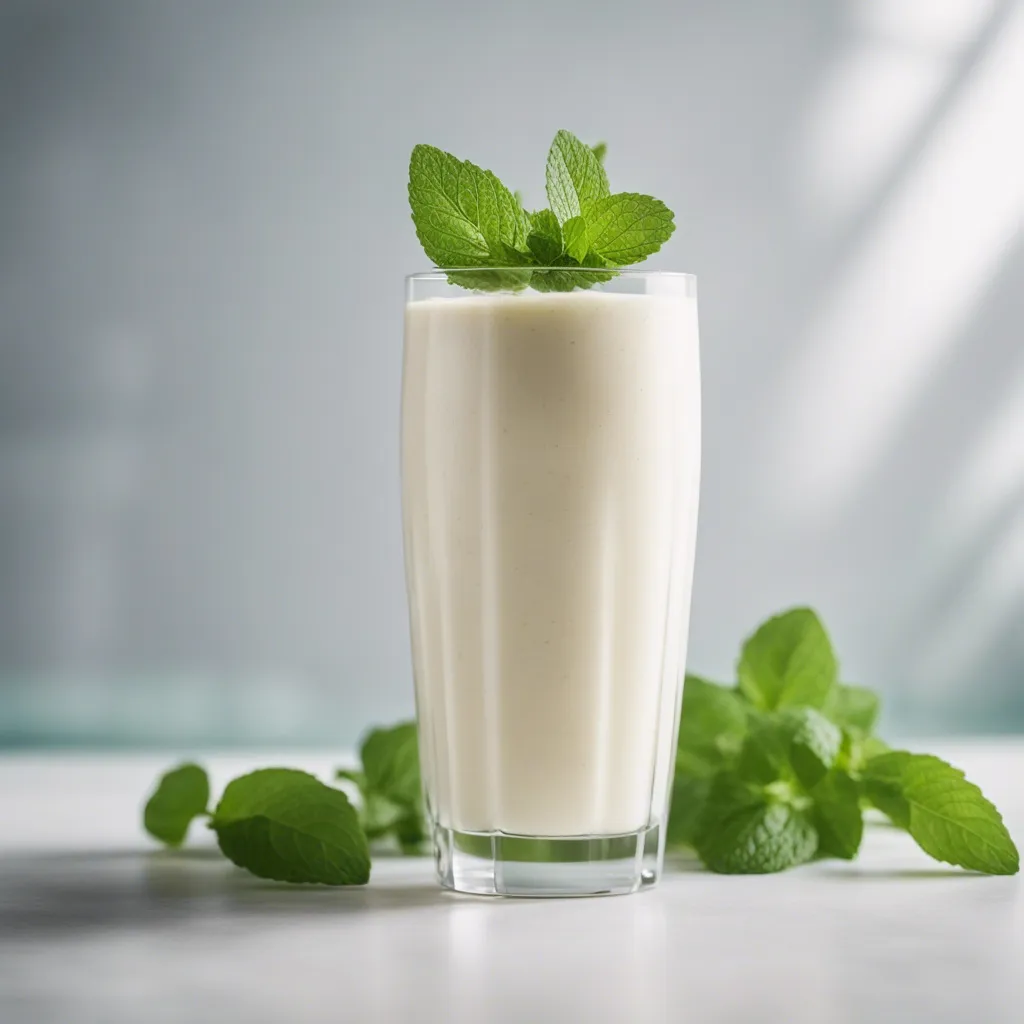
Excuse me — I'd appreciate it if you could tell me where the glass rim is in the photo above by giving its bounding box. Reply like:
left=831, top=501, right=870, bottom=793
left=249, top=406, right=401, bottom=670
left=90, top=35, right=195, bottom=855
left=407, top=268, right=696, bottom=282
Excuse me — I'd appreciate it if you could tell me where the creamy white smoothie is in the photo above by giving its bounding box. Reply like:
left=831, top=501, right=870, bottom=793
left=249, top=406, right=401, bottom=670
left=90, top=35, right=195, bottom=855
left=402, top=288, right=700, bottom=839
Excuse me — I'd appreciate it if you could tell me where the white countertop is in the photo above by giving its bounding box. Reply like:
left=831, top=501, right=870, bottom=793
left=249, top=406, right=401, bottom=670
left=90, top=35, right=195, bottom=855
left=1, top=742, right=1021, bottom=1023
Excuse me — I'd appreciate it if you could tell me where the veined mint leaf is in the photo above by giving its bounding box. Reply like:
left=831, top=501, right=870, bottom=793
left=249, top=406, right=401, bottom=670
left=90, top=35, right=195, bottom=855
left=528, top=208, right=561, bottom=240
left=676, top=675, right=748, bottom=778
left=781, top=706, right=842, bottom=790
left=812, top=769, right=863, bottom=859
left=738, top=607, right=837, bottom=711
left=143, top=763, right=209, bottom=847
left=562, top=216, right=590, bottom=263
left=525, top=207, right=573, bottom=266
left=825, top=684, right=880, bottom=735
left=666, top=775, right=712, bottom=848
left=591, top=141, right=607, bottom=164
left=212, top=769, right=370, bottom=885
left=863, top=753, right=1019, bottom=874
left=696, top=773, right=818, bottom=874
left=409, top=144, right=529, bottom=267
left=586, top=192, right=675, bottom=265
left=545, top=129, right=610, bottom=224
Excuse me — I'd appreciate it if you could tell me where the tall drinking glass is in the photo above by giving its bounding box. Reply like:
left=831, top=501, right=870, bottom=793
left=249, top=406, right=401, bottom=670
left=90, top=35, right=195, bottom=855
left=402, top=269, right=700, bottom=896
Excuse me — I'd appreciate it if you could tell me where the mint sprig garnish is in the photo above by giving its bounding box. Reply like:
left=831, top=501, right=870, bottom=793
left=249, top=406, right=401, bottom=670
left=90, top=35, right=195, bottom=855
left=408, top=130, right=675, bottom=292
left=671, top=607, right=1020, bottom=875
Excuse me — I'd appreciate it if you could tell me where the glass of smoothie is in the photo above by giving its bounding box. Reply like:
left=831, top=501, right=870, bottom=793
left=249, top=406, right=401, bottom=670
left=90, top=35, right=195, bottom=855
left=402, top=268, right=700, bottom=896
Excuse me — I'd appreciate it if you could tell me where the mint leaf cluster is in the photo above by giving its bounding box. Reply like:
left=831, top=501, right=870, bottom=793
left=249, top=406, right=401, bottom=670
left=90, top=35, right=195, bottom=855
left=408, top=130, right=675, bottom=292
left=142, top=720, right=423, bottom=886
left=336, top=721, right=427, bottom=854
left=143, top=611, right=1018, bottom=885
left=669, top=607, right=1020, bottom=875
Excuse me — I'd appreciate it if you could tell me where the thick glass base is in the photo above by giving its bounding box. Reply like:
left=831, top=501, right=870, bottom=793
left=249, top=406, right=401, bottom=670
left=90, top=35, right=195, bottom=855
left=432, top=823, right=662, bottom=897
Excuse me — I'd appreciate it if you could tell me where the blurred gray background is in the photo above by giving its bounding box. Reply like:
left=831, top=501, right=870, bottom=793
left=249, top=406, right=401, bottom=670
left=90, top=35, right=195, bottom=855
left=1, top=0, right=1022, bottom=747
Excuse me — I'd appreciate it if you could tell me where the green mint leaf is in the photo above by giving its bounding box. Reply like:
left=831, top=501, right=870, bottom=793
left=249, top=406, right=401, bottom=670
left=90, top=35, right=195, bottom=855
left=409, top=144, right=529, bottom=267
left=143, top=763, right=210, bottom=847
left=824, top=684, right=880, bottom=735
left=212, top=768, right=370, bottom=885
left=863, top=753, right=1019, bottom=874
left=527, top=230, right=563, bottom=265
left=545, top=129, right=610, bottom=224
left=861, top=750, right=911, bottom=827
left=838, top=730, right=889, bottom=774
left=591, top=141, right=607, bottom=164
left=360, top=791, right=405, bottom=840
left=861, top=735, right=891, bottom=759
left=527, top=259, right=611, bottom=293
left=781, top=706, right=842, bottom=790
left=696, top=773, right=818, bottom=874
left=562, top=216, right=590, bottom=263
left=335, top=768, right=366, bottom=790
left=344, top=721, right=428, bottom=854
left=393, top=813, right=428, bottom=855
left=526, top=270, right=577, bottom=293
left=737, top=607, right=838, bottom=711
left=666, top=775, right=712, bottom=848
left=336, top=766, right=411, bottom=843
left=811, top=769, right=864, bottom=859
left=360, top=721, right=422, bottom=809
left=586, top=192, right=676, bottom=266
left=528, top=208, right=561, bottom=239
left=444, top=245, right=532, bottom=292
left=444, top=269, right=532, bottom=292
left=736, top=712, right=791, bottom=784
left=676, top=675, right=748, bottom=778
left=734, top=707, right=840, bottom=792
